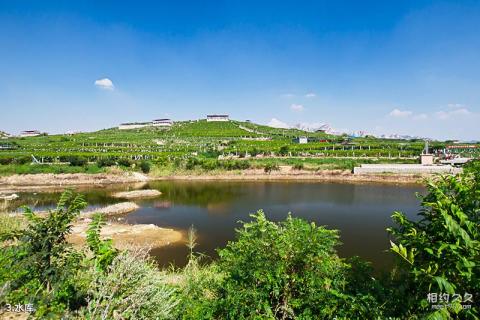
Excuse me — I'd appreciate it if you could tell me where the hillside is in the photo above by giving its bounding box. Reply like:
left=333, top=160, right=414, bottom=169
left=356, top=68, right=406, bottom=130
left=0, top=119, right=460, bottom=163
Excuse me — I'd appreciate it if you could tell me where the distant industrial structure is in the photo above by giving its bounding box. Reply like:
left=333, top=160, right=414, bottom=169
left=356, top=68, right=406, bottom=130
left=206, top=114, right=229, bottom=122
left=20, top=130, right=42, bottom=137
left=118, top=119, right=174, bottom=130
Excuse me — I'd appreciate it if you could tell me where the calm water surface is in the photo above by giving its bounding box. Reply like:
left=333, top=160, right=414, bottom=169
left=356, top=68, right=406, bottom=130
left=11, top=181, right=424, bottom=270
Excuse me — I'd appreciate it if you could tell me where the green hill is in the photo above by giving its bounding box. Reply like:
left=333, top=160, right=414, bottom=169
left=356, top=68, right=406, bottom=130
left=0, top=119, right=459, bottom=168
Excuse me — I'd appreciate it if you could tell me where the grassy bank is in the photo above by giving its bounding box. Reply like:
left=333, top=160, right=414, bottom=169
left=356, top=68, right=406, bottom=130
left=0, top=164, right=106, bottom=176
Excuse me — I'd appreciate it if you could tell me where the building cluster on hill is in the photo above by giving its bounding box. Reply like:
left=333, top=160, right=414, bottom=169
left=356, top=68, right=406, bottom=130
left=206, top=114, right=229, bottom=122
left=119, top=119, right=174, bottom=130
left=118, top=115, right=230, bottom=130
left=20, top=130, right=42, bottom=137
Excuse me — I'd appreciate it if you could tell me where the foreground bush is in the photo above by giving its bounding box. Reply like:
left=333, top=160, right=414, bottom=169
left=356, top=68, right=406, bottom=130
left=198, top=211, right=383, bottom=319
left=389, top=167, right=480, bottom=318
left=76, top=248, right=178, bottom=319
left=0, top=190, right=89, bottom=317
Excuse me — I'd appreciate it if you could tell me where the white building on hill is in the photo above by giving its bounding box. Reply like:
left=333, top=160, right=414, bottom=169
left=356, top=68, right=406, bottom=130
left=20, top=130, right=41, bottom=137
left=118, top=122, right=152, bottom=130
left=294, top=136, right=308, bottom=144
left=207, top=114, right=229, bottom=122
left=152, top=119, right=173, bottom=127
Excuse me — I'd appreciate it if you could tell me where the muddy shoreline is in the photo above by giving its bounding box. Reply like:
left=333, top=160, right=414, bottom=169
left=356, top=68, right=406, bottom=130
left=0, top=170, right=427, bottom=192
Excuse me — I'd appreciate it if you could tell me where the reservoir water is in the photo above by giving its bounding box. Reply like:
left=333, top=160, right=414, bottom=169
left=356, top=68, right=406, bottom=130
left=10, top=180, right=424, bottom=270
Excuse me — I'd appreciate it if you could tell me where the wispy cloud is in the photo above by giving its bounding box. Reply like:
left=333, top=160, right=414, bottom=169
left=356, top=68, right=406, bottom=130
left=267, top=118, right=290, bottom=129
left=435, top=108, right=471, bottom=120
left=388, top=108, right=412, bottom=118
left=280, top=93, right=294, bottom=98
left=388, top=105, right=473, bottom=121
left=290, top=104, right=304, bottom=112
left=447, top=103, right=465, bottom=109
left=305, top=92, right=316, bottom=98
left=413, top=113, right=428, bottom=120
left=94, top=78, right=115, bottom=90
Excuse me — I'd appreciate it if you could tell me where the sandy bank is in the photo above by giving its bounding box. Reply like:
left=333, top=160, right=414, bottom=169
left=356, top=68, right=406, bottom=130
left=82, top=202, right=140, bottom=217
left=0, top=169, right=430, bottom=190
left=69, top=219, right=183, bottom=250
left=6, top=202, right=140, bottom=218
left=154, top=169, right=427, bottom=185
left=0, top=172, right=149, bottom=190
left=112, top=189, right=162, bottom=199
left=4, top=205, right=182, bottom=250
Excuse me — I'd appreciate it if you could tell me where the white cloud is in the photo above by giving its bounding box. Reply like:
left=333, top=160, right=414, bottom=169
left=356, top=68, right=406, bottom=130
left=435, top=108, right=471, bottom=120
left=267, top=118, right=290, bottom=129
left=413, top=113, right=428, bottom=120
left=447, top=103, right=464, bottom=109
left=290, top=104, right=304, bottom=112
left=305, top=93, right=316, bottom=98
left=94, top=78, right=115, bottom=90
left=280, top=93, right=294, bottom=98
left=388, top=108, right=413, bottom=118
left=452, top=108, right=471, bottom=115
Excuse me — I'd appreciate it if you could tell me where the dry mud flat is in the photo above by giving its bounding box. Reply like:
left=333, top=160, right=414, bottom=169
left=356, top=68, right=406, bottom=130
left=77, top=202, right=183, bottom=249
left=82, top=202, right=140, bottom=217
left=68, top=219, right=183, bottom=250
left=4, top=202, right=183, bottom=251
left=111, top=189, right=162, bottom=199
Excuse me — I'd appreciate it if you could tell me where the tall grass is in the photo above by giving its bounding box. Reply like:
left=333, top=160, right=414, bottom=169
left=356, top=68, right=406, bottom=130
left=0, top=201, right=25, bottom=237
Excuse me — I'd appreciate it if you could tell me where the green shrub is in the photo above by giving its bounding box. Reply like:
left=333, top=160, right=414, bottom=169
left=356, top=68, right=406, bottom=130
left=0, top=190, right=88, bottom=317
left=200, top=159, right=220, bottom=171
left=210, top=211, right=377, bottom=319
left=60, top=156, right=87, bottom=167
left=388, top=169, right=480, bottom=318
left=264, top=163, right=280, bottom=173
left=96, top=157, right=117, bottom=167
left=220, top=160, right=250, bottom=170
left=185, top=158, right=201, bottom=170
left=86, top=213, right=118, bottom=272
left=140, top=160, right=151, bottom=173
left=278, top=145, right=289, bottom=156
left=13, top=156, right=31, bottom=165
left=0, top=157, right=14, bottom=165
left=118, top=158, right=133, bottom=167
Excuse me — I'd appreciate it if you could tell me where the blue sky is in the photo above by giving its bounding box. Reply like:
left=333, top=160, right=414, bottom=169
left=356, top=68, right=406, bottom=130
left=0, top=0, right=479, bottom=140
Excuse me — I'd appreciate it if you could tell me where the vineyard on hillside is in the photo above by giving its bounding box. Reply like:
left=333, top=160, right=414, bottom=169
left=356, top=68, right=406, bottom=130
left=1, top=119, right=477, bottom=174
